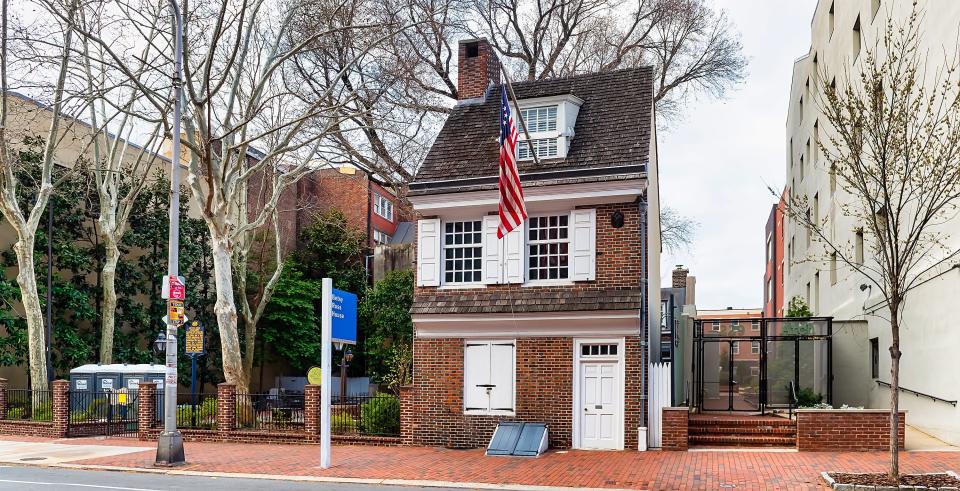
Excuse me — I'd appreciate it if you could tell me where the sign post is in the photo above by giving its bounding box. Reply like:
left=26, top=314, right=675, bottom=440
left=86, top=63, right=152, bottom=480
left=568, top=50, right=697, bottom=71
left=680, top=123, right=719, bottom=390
left=319, top=279, right=357, bottom=469
left=184, top=321, right=205, bottom=428
left=320, top=278, right=333, bottom=469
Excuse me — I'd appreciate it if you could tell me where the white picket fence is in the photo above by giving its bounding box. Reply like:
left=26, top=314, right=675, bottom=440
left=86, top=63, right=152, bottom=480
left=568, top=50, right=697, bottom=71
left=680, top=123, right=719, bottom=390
left=647, top=361, right=672, bottom=448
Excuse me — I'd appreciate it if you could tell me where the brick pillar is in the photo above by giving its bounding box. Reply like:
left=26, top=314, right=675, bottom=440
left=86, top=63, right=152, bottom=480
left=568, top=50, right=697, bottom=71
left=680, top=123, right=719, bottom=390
left=217, top=383, right=236, bottom=434
left=52, top=380, right=69, bottom=438
left=137, top=383, right=156, bottom=441
left=661, top=407, right=689, bottom=451
left=399, top=385, right=415, bottom=446
left=0, top=378, right=7, bottom=420
left=304, top=384, right=320, bottom=440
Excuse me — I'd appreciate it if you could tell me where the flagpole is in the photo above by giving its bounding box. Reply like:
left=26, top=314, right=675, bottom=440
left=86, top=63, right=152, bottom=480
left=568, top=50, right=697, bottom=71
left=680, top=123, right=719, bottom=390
left=498, top=65, right=542, bottom=168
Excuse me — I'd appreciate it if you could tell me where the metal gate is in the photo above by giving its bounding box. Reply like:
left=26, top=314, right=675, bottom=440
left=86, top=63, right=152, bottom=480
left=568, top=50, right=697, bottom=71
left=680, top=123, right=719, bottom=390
left=67, top=390, right=139, bottom=438
left=693, top=317, right=833, bottom=413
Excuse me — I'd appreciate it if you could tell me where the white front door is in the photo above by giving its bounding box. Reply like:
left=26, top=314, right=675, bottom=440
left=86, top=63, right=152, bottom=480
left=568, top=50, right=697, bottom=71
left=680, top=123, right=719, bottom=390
left=579, top=361, right=620, bottom=449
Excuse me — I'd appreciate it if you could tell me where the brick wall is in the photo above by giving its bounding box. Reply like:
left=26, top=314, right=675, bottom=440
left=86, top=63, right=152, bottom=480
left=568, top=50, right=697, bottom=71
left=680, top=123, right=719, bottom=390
left=304, top=384, right=320, bottom=437
left=796, top=409, right=906, bottom=451
left=457, top=39, right=500, bottom=100
left=217, top=383, right=237, bottom=434
left=661, top=408, right=689, bottom=451
left=0, top=380, right=69, bottom=439
left=297, top=169, right=371, bottom=245
left=408, top=335, right=643, bottom=450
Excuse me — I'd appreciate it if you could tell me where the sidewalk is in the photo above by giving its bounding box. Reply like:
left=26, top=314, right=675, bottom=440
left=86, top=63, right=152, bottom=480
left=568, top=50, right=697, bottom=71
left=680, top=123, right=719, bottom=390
left=3, top=435, right=960, bottom=490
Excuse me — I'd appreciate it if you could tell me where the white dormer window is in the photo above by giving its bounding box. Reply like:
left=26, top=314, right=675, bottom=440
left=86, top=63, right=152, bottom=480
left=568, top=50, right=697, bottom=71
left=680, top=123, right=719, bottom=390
left=514, top=94, right=583, bottom=161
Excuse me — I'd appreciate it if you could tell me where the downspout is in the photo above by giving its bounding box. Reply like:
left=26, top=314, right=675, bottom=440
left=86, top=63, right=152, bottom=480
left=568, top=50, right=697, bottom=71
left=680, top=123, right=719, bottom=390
left=638, top=193, right=649, bottom=432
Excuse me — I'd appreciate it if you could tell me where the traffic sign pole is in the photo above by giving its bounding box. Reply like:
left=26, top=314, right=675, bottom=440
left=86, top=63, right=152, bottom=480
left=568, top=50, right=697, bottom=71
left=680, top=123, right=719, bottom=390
left=320, top=278, right=332, bottom=469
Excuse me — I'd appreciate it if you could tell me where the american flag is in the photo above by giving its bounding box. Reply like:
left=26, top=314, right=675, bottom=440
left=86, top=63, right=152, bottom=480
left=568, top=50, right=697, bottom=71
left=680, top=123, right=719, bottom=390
left=497, top=86, right=527, bottom=238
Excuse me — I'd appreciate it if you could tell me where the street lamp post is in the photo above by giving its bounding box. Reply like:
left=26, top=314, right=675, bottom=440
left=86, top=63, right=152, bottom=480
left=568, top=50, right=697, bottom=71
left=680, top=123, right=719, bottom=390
left=156, top=0, right=185, bottom=466
left=339, top=348, right=353, bottom=404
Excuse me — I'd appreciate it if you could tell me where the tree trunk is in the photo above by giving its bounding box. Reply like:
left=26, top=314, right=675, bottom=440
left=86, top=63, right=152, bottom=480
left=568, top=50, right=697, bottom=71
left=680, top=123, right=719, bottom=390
left=14, top=236, right=49, bottom=391
left=210, top=234, right=248, bottom=394
left=888, top=301, right=902, bottom=480
left=99, top=239, right=119, bottom=364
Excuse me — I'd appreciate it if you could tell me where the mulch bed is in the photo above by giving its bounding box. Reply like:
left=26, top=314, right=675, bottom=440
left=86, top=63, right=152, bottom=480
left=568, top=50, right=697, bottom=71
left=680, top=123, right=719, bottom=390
left=828, top=472, right=960, bottom=488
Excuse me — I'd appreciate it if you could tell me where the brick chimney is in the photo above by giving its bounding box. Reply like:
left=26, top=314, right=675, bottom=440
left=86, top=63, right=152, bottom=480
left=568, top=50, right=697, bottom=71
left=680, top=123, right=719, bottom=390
left=457, top=39, right=500, bottom=100
left=672, top=265, right=689, bottom=289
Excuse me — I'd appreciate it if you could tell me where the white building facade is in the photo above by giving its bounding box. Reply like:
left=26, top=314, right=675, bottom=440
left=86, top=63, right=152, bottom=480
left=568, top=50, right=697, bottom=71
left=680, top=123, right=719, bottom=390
left=783, top=0, right=960, bottom=445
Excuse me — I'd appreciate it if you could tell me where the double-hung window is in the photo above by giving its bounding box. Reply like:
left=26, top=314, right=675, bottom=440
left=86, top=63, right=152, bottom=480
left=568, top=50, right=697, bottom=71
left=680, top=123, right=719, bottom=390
left=527, top=215, right=569, bottom=281
left=443, top=220, right=483, bottom=284
left=374, top=193, right=394, bottom=221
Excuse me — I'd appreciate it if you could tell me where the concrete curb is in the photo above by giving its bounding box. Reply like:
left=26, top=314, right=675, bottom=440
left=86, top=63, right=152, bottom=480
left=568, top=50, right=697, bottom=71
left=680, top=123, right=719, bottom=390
left=25, top=462, right=639, bottom=491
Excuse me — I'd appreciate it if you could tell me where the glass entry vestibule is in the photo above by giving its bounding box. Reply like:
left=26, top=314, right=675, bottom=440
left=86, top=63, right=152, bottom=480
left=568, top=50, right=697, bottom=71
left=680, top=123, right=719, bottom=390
left=693, top=317, right=832, bottom=413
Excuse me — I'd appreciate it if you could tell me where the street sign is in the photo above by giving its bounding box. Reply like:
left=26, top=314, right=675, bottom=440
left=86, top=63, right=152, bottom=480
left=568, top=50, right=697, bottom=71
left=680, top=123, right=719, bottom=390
left=161, top=275, right=186, bottom=300
left=331, top=288, right=357, bottom=345
left=185, top=321, right=205, bottom=355
left=307, top=366, right=323, bottom=386
left=167, top=300, right=185, bottom=325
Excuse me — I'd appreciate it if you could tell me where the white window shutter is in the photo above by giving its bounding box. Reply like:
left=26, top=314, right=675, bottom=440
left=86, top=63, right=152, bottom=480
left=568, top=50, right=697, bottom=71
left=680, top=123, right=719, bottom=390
left=571, top=209, right=596, bottom=281
left=482, top=216, right=502, bottom=284
left=463, top=343, right=490, bottom=411
left=504, top=221, right=525, bottom=284
left=417, top=218, right=441, bottom=286
left=489, top=342, right=515, bottom=411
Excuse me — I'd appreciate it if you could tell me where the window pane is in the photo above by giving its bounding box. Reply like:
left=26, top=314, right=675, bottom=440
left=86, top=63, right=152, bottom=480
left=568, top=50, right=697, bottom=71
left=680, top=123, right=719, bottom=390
left=442, top=221, right=484, bottom=284
left=527, top=214, right=571, bottom=281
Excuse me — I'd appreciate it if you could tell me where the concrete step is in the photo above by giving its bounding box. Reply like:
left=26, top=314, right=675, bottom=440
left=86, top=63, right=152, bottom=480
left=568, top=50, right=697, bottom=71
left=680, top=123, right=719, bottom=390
left=689, top=417, right=795, bottom=427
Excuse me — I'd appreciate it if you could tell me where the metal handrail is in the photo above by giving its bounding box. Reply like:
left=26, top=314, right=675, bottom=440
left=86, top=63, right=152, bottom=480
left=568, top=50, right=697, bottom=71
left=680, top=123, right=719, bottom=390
left=787, top=381, right=798, bottom=419
left=876, top=380, right=957, bottom=407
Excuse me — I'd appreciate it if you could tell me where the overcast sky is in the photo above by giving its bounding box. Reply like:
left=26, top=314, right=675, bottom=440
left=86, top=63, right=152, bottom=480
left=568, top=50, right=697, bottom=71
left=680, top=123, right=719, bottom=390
left=658, top=0, right=818, bottom=310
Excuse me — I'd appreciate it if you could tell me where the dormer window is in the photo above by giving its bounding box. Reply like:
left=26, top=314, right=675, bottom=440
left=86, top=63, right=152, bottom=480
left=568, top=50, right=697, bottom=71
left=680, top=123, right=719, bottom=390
left=514, top=94, right=583, bottom=161
left=520, top=106, right=557, bottom=132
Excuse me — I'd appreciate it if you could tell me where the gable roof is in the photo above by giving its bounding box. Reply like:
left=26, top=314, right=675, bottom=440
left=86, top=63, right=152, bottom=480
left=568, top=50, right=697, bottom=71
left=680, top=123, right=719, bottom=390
left=409, top=67, right=654, bottom=195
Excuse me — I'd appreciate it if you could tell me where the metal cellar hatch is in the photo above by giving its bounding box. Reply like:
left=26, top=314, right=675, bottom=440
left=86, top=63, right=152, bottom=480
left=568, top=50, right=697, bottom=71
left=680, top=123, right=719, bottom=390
left=486, top=422, right=549, bottom=457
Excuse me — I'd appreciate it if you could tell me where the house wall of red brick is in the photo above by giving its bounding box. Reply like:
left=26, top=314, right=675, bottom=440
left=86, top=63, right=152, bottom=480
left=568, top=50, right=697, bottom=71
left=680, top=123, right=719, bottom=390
left=414, top=202, right=642, bottom=299
left=407, top=335, right=644, bottom=450
left=796, top=409, right=906, bottom=451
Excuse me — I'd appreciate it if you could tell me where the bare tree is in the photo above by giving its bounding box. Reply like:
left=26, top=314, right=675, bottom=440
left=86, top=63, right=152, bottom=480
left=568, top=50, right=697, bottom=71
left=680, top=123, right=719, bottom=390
left=0, top=0, right=85, bottom=391
left=660, top=206, right=697, bottom=253
left=471, top=0, right=746, bottom=120
left=783, top=8, right=960, bottom=479
left=76, top=1, right=168, bottom=363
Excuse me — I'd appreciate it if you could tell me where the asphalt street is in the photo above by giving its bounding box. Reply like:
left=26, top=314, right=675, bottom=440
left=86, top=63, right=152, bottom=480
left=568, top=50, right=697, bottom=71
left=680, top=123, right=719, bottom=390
left=0, top=466, right=465, bottom=491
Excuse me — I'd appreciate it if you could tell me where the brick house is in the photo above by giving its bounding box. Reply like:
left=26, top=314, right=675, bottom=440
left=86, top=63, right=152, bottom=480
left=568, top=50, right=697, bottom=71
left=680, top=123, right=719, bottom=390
left=403, top=39, right=662, bottom=451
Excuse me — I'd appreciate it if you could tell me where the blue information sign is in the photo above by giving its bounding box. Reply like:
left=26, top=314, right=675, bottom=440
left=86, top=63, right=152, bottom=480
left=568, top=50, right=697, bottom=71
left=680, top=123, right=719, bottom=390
left=331, top=288, right=357, bottom=345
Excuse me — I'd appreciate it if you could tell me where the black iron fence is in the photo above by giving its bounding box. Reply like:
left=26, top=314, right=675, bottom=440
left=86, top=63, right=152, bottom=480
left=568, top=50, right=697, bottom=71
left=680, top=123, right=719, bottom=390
left=156, top=391, right=218, bottom=429
left=68, top=390, right=138, bottom=437
left=4, top=389, right=52, bottom=421
left=236, top=392, right=304, bottom=431
left=331, top=393, right=400, bottom=437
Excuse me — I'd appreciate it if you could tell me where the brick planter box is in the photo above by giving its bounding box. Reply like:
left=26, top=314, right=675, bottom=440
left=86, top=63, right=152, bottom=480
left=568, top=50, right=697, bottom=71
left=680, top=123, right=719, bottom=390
left=796, top=409, right=906, bottom=452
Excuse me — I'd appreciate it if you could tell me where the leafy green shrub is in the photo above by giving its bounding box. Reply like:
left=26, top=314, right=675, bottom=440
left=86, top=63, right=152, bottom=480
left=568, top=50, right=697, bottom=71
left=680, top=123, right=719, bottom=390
left=6, top=407, right=25, bottom=419
left=796, top=387, right=824, bottom=407
left=359, top=393, right=400, bottom=436
left=331, top=412, right=357, bottom=433
left=32, top=401, right=52, bottom=421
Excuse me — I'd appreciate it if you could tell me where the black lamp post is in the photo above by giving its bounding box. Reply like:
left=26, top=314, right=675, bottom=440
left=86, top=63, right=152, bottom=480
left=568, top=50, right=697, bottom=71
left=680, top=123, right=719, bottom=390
left=153, top=332, right=166, bottom=358
left=339, top=348, right=353, bottom=404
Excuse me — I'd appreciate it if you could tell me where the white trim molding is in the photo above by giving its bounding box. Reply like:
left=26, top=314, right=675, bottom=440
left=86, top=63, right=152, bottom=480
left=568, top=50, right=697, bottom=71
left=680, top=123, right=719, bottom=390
left=413, top=310, right=641, bottom=338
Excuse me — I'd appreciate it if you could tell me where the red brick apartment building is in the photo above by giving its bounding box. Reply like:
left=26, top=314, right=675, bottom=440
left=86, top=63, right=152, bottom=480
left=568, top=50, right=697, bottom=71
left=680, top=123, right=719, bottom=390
left=403, top=39, right=662, bottom=451
left=297, top=167, right=405, bottom=248
left=763, top=189, right=787, bottom=317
